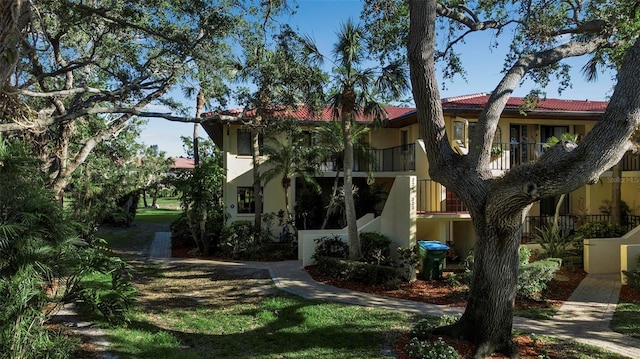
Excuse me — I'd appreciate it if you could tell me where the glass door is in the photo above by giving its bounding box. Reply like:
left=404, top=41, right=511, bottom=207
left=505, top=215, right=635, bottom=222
left=509, top=125, right=527, bottom=166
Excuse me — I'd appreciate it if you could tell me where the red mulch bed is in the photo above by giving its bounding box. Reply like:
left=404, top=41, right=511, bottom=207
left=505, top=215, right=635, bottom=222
left=307, top=266, right=640, bottom=358
left=305, top=265, right=586, bottom=311
left=306, top=265, right=589, bottom=359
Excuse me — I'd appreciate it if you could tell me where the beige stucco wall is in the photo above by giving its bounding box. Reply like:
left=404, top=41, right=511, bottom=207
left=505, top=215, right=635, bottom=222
left=369, top=127, right=401, bottom=149
left=582, top=173, right=640, bottom=215
left=416, top=218, right=474, bottom=260
left=584, top=225, right=640, bottom=274
left=298, top=176, right=417, bottom=266
left=621, top=244, right=640, bottom=284
left=379, top=176, right=417, bottom=255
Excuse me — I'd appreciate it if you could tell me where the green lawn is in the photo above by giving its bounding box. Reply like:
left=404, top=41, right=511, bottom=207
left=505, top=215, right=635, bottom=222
left=103, top=262, right=413, bottom=359
left=134, top=197, right=182, bottom=223
left=612, top=300, right=640, bottom=338
left=108, top=296, right=411, bottom=359
left=134, top=207, right=181, bottom=223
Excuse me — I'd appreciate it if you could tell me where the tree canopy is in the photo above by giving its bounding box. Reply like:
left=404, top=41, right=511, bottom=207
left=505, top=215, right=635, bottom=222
left=365, top=1, right=640, bottom=357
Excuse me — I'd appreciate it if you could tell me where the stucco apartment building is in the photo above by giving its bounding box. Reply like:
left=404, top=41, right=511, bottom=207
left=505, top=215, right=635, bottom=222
left=202, top=93, right=640, bottom=264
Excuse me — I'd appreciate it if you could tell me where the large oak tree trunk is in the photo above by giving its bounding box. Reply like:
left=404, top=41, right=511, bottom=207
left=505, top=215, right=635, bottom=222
left=437, top=213, right=522, bottom=358
left=407, top=1, right=640, bottom=358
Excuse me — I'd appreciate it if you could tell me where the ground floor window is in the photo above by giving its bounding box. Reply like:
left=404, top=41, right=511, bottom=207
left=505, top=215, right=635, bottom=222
left=237, top=187, right=256, bottom=213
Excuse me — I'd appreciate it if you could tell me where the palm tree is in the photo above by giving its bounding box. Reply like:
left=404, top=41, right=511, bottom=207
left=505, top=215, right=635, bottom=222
left=328, top=19, right=409, bottom=259
left=261, top=139, right=321, bottom=222
left=315, top=120, right=371, bottom=229
left=232, top=26, right=325, bottom=235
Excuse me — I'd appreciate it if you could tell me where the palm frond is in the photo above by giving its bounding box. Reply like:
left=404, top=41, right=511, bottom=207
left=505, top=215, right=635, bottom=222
left=333, top=19, right=365, bottom=69
left=581, top=53, right=603, bottom=82
left=300, top=33, right=325, bottom=67
left=377, top=59, right=410, bottom=98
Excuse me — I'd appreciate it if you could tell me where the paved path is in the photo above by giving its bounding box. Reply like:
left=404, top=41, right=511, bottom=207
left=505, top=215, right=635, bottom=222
left=144, top=232, right=640, bottom=357
left=148, top=231, right=172, bottom=259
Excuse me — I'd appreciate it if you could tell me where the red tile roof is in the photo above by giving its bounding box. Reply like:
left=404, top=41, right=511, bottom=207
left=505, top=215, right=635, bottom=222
left=170, top=157, right=195, bottom=170
left=441, top=93, right=608, bottom=112
left=203, top=105, right=415, bottom=123
left=204, top=95, right=608, bottom=127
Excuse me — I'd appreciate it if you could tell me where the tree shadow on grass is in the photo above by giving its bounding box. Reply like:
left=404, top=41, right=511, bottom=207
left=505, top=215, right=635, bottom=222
left=107, top=295, right=412, bottom=359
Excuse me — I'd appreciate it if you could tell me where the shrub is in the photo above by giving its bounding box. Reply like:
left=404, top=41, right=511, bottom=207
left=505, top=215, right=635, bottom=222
left=0, top=137, right=134, bottom=357
left=360, top=232, right=392, bottom=265
left=519, top=245, right=532, bottom=265
left=170, top=213, right=193, bottom=245
left=314, top=257, right=399, bottom=285
left=622, top=254, right=640, bottom=292
left=406, top=316, right=462, bottom=358
left=576, top=220, right=626, bottom=238
left=517, top=258, right=562, bottom=300
left=220, top=221, right=256, bottom=259
left=172, top=156, right=226, bottom=256
left=409, top=316, right=459, bottom=341
left=623, top=270, right=640, bottom=291
left=397, top=245, right=419, bottom=282
left=312, top=235, right=349, bottom=260
left=405, top=337, right=459, bottom=359
left=532, top=224, right=582, bottom=260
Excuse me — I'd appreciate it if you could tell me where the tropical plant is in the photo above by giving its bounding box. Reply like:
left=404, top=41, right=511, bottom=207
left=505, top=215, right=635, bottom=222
left=172, top=154, right=226, bottom=256
left=0, top=136, right=134, bottom=357
left=231, top=21, right=326, bottom=234
left=315, top=120, right=372, bottom=229
left=532, top=225, right=582, bottom=261
left=261, top=138, right=321, bottom=222
left=325, top=19, right=410, bottom=259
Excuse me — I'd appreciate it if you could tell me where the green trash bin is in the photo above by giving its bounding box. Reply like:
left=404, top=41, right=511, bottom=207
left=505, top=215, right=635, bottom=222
left=418, top=240, right=449, bottom=280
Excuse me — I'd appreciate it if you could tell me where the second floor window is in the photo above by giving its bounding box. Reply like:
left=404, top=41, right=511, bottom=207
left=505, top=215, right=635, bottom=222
left=401, top=130, right=409, bottom=152
left=237, top=129, right=263, bottom=156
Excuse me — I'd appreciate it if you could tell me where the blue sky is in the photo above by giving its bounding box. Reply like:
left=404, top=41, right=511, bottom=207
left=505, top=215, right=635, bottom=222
left=140, top=0, right=616, bottom=157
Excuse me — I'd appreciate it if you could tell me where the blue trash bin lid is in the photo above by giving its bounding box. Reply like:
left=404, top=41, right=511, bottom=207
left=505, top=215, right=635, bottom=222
left=418, top=240, right=449, bottom=251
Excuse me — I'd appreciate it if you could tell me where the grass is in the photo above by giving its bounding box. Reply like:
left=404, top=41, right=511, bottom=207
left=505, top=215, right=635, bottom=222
left=134, top=207, right=181, bottom=223
left=104, top=263, right=413, bottom=359
left=91, top=223, right=638, bottom=359
left=514, top=307, right=558, bottom=320
left=98, top=227, right=152, bottom=248
left=524, top=335, right=630, bottom=359
left=134, top=197, right=182, bottom=223
left=612, top=300, right=640, bottom=338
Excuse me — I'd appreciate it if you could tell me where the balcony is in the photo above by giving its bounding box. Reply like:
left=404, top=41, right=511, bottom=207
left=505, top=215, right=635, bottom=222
left=416, top=179, right=467, bottom=214
left=319, top=144, right=416, bottom=173
left=416, top=179, right=640, bottom=242
left=488, top=142, right=640, bottom=171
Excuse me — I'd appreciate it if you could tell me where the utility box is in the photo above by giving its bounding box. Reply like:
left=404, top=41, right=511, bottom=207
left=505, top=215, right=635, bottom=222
left=418, top=240, right=449, bottom=280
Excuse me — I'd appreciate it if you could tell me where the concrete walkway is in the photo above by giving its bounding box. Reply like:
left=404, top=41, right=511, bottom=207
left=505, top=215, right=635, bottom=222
left=146, top=233, right=640, bottom=358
